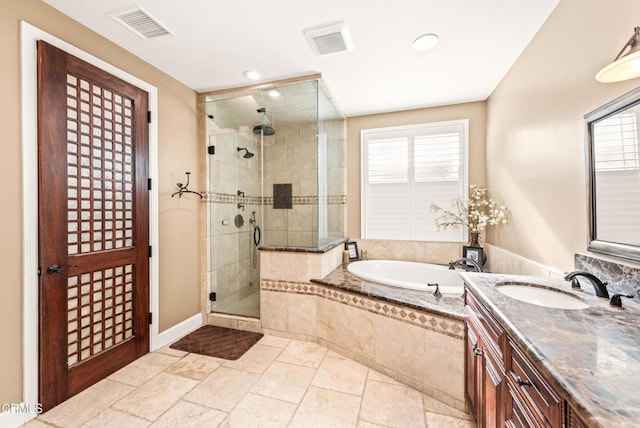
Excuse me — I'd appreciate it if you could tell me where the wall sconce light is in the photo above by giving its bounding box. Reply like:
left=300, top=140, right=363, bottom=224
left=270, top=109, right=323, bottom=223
left=596, top=27, right=640, bottom=83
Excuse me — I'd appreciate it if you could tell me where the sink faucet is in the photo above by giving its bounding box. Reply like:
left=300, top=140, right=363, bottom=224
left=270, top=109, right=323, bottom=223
left=564, top=271, right=609, bottom=298
left=448, top=258, right=483, bottom=272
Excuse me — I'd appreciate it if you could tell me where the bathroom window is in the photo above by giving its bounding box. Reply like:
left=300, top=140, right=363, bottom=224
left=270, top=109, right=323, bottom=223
left=592, top=110, right=640, bottom=243
left=593, top=112, right=639, bottom=172
left=361, top=120, right=468, bottom=241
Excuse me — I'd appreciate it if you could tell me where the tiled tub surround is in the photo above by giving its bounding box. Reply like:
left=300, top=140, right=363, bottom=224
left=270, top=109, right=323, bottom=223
left=260, top=252, right=467, bottom=411
left=575, top=252, right=640, bottom=298
left=353, top=239, right=566, bottom=278
left=484, top=244, right=565, bottom=278
left=462, top=272, right=640, bottom=427
left=312, top=265, right=465, bottom=320
left=354, top=239, right=464, bottom=266
left=205, top=243, right=346, bottom=330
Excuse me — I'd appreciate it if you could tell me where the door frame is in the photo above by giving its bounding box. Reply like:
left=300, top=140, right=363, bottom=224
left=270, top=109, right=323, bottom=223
left=19, top=22, right=160, bottom=423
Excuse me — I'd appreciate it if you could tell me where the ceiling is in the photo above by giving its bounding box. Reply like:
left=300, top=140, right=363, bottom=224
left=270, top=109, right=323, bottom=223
left=42, top=0, right=559, bottom=117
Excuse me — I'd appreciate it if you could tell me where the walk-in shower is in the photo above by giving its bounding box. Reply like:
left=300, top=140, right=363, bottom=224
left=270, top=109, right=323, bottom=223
left=199, top=76, right=346, bottom=318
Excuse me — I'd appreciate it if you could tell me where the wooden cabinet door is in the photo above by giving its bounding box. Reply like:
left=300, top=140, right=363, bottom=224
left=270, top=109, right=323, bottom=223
left=567, top=405, right=589, bottom=428
left=465, top=319, right=481, bottom=423
left=466, top=317, right=505, bottom=428
left=482, top=351, right=505, bottom=428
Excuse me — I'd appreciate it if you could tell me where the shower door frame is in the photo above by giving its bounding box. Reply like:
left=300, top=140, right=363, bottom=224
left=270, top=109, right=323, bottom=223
left=206, top=126, right=262, bottom=319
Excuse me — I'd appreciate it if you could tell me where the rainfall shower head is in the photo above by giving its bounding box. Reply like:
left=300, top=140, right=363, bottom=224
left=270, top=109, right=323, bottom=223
left=252, top=125, right=275, bottom=136
left=237, top=147, right=254, bottom=158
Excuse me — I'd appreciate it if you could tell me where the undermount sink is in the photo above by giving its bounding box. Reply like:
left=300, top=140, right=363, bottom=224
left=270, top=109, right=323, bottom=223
left=495, top=282, right=589, bottom=310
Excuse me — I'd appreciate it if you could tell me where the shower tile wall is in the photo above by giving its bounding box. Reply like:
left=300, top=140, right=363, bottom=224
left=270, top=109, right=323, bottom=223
left=263, top=119, right=346, bottom=248
left=264, top=119, right=319, bottom=248
left=208, top=126, right=261, bottom=316
left=323, top=116, right=347, bottom=245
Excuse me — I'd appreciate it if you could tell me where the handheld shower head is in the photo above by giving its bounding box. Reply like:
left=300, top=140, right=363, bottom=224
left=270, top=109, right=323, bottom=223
left=237, top=147, right=254, bottom=159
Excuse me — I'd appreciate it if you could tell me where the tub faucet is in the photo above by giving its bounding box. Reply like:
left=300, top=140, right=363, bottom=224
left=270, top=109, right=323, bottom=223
left=448, top=258, right=483, bottom=272
left=564, top=271, right=609, bottom=298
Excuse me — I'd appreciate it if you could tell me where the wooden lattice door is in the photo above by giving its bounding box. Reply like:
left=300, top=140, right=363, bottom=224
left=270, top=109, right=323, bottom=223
left=37, top=41, right=150, bottom=410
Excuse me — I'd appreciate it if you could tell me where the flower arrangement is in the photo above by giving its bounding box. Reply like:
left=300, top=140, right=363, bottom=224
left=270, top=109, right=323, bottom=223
left=431, top=185, right=508, bottom=238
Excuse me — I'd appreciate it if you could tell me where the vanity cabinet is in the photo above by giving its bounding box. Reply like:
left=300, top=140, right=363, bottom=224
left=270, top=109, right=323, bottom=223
left=567, top=405, right=590, bottom=428
left=465, top=289, right=582, bottom=428
left=465, top=291, right=506, bottom=427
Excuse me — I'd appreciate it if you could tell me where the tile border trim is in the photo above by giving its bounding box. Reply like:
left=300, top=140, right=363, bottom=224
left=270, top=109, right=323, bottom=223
left=204, top=193, right=347, bottom=205
left=261, top=279, right=464, bottom=340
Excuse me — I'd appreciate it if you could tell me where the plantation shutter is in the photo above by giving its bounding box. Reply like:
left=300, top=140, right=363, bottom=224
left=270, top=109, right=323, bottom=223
left=362, top=132, right=411, bottom=239
left=593, top=111, right=640, bottom=243
left=362, top=120, right=468, bottom=241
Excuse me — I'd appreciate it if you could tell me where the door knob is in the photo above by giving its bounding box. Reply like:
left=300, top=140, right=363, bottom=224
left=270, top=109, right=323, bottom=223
left=472, top=345, right=484, bottom=356
left=47, top=265, right=62, bottom=274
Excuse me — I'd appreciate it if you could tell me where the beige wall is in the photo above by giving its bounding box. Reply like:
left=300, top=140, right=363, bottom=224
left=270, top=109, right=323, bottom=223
left=486, top=0, right=640, bottom=270
left=1, top=0, right=200, bottom=403
left=346, top=102, right=487, bottom=238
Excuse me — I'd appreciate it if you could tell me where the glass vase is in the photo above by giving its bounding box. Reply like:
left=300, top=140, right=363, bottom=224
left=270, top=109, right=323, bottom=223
left=469, top=231, right=480, bottom=247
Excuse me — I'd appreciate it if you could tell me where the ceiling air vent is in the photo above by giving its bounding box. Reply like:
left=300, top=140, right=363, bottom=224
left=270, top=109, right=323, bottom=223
left=304, top=21, right=353, bottom=56
left=110, top=6, right=173, bottom=39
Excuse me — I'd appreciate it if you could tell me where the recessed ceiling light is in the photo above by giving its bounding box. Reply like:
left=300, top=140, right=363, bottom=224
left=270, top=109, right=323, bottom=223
left=412, top=33, right=439, bottom=51
left=268, top=89, right=281, bottom=98
left=243, top=70, right=261, bottom=81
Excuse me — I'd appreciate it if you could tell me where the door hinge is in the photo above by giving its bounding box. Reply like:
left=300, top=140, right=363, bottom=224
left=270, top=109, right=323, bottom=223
left=208, top=146, right=215, bottom=155
left=209, top=292, right=217, bottom=302
left=148, top=246, right=152, bottom=258
left=148, top=312, right=153, bottom=325
left=37, top=267, right=41, bottom=276
left=147, top=111, right=152, bottom=123
left=148, top=178, right=152, bottom=190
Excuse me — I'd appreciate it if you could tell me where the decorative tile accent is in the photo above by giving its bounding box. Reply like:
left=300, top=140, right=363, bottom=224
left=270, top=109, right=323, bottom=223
left=203, top=192, right=261, bottom=204
left=203, top=192, right=347, bottom=206
left=261, top=279, right=464, bottom=339
left=273, top=183, right=293, bottom=209
left=312, top=265, right=465, bottom=320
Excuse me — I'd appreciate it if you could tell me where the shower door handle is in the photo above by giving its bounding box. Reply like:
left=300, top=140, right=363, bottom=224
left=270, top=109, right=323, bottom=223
left=253, top=226, right=261, bottom=246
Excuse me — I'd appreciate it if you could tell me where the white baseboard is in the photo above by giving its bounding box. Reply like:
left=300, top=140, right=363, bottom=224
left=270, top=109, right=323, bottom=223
left=152, top=313, right=203, bottom=351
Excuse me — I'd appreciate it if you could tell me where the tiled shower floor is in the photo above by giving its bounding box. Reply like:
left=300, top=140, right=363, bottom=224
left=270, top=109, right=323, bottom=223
left=25, top=335, right=474, bottom=428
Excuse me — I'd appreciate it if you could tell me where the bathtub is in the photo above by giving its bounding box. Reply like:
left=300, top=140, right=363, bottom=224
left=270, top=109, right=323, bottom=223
left=346, top=260, right=465, bottom=294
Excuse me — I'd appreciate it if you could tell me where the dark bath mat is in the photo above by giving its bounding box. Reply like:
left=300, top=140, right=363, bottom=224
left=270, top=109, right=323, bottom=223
left=170, top=325, right=264, bottom=360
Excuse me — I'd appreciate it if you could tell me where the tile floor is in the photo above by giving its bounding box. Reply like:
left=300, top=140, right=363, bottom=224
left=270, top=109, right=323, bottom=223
left=24, top=335, right=474, bottom=428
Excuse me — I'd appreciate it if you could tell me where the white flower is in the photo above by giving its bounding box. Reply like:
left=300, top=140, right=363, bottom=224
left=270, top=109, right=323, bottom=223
left=431, top=185, right=508, bottom=234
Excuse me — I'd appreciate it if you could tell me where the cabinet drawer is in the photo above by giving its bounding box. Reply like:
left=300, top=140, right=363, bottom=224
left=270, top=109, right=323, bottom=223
left=465, top=290, right=504, bottom=359
left=507, top=340, right=562, bottom=427
left=506, top=381, right=544, bottom=428
left=567, top=405, right=589, bottom=428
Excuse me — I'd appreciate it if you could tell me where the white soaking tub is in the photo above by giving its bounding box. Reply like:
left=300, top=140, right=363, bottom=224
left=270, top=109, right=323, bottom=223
left=346, top=260, right=464, bottom=294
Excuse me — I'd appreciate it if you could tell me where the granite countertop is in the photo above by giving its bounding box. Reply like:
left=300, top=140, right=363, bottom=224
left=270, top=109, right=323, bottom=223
left=311, top=265, right=465, bottom=320
left=259, top=238, right=348, bottom=253
left=461, top=272, right=640, bottom=428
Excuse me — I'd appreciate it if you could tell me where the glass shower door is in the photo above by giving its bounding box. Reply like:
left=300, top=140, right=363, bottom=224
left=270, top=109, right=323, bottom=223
left=208, top=127, right=261, bottom=318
